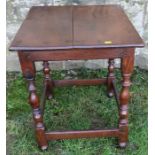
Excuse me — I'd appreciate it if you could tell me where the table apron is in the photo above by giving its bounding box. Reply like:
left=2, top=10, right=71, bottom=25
left=19, top=48, right=134, bottom=61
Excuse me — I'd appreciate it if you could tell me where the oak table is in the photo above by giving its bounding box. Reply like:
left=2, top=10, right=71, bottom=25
left=9, top=5, right=144, bottom=150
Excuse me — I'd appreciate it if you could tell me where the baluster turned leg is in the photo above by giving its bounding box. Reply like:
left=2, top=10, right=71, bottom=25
left=107, top=59, right=115, bottom=97
left=28, top=78, right=48, bottom=150
left=119, top=49, right=134, bottom=148
left=18, top=52, right=48, bottom=150
left=43, top=61, right=53, bottom=99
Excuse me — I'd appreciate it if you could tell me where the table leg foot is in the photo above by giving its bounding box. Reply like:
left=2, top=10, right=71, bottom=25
left=40, top=145, right=48, bottom=151
left=108, top=92, right=114, bottom=97
left=119, top=142, right=127, bottom=148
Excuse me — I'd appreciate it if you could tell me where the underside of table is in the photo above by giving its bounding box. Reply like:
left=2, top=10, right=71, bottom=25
left=17, top=48, right=135, bottom=150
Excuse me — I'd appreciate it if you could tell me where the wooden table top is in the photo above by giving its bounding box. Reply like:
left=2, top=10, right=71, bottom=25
left=10, top=5, right=144, bottom=51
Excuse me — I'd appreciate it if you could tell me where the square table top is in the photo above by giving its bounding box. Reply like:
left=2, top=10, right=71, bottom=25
left=9, top=5, right=144, bottom=51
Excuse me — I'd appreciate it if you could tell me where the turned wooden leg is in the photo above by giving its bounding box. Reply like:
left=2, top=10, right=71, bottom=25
left=119, top=49, right=134, bottom=148
left=28, top=78, right=48, bottom=150
left=18, top=52, right=48, bottom=150
left=43, top=61, right=53, bottom=100
left=107, top=59, right=115, bottom=97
